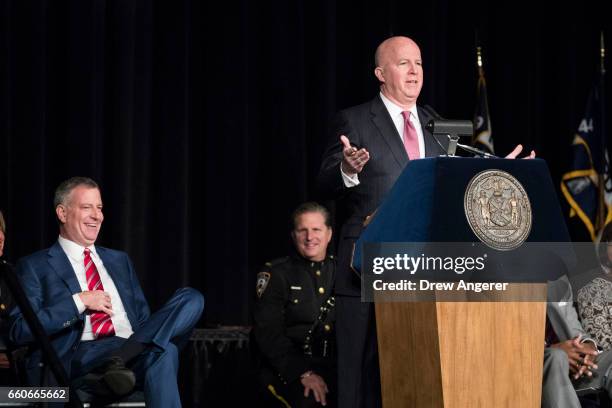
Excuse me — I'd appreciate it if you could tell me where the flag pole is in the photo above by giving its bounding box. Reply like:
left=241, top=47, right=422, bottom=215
left=476, top=46, right=484, bottom=78
left=473, top=44, right=482, bottom=148
left=472, top=43, right=494, bottom=154
left=600, top=31, right=605, bottom=76
left=600, top=31, right=609, bottom=231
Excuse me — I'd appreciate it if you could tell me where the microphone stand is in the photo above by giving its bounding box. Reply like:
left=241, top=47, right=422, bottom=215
left=455, top=142, right=499, bottom=158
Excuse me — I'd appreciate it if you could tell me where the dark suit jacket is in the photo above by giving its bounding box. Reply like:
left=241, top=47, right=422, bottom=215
left=9, top=241, right=150, bottom=384
left=317, top=95, right=444, bottom=296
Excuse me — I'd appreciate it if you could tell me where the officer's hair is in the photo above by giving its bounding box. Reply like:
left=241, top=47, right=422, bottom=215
left=292, top=202, right=331, bottom=229
left=54, top=177, right=100, bottom=209
left=0, top=210, right=5, bottom=233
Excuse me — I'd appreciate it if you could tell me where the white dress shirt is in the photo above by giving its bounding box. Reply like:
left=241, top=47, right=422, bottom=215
left=341, top=92, right=425, bottom=187
left=59, top=236, right=133, bottom=340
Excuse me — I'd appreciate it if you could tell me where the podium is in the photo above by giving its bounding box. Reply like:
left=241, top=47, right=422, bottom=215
left=353, top=157, right=571, bottom=407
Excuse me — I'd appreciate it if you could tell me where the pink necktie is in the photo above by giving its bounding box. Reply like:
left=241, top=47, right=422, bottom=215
left=402, top=111, right=420, bottom=160
left=84, top=248, right=115, bottom=338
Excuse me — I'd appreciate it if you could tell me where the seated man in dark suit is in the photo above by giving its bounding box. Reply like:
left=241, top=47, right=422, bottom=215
left=9, top=177, right=204, bottom=408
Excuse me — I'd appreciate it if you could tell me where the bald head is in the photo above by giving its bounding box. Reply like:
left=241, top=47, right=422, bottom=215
left=374, top=36, right=423, bottom=109
left=375, top=36, right=419, bottom=67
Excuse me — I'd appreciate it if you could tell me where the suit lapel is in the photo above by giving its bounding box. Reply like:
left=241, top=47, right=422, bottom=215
left=48, top=242, right=82, bottom=295
left=370, top=96, right=408, bottom=168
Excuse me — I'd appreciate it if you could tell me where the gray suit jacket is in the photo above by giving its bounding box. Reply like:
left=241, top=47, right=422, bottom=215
left=317, top=95, right=445, bottom=296
left=547, top=275, right=591, bottom=343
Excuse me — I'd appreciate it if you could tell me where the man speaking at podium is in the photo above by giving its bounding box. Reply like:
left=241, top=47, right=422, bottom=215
left=317, top=35, right=444, bottom=408
left=317, top=36, right=533, bottom=408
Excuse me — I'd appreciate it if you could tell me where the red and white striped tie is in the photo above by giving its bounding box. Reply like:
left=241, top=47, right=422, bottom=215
left=84, top=248, right=115, bottom=338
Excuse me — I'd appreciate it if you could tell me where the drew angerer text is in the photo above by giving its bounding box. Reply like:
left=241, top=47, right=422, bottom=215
left=372, top=279, right=509, bottom=292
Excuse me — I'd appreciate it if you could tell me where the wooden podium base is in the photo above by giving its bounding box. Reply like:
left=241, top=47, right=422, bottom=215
left=375, top=284, right=546, bottom=407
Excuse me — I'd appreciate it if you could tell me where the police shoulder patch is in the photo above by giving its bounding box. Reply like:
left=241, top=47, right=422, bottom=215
left=256, top=272, right=271, bottom=298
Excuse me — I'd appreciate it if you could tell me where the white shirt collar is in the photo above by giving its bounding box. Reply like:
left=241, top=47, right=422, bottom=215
left=379, top=92, right=419, bottom=121
left=58, top=235, right=97, bottom=263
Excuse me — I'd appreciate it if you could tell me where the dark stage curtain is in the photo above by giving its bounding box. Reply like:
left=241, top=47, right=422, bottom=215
left=1, top=0, right=611, bottom=325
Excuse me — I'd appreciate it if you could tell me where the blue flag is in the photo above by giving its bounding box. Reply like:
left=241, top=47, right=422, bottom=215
left=561, top=73, right=609, bottom=241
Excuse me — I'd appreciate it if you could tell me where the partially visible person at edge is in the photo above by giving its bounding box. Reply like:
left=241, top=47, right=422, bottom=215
left=253, top=202, right=336, bottom=407
left=316, top=35, right=535, bottom=408
left=0, top=210, right=5, bottom=259
left=576, top=223, right=612, bottom=350
left=0, top=210, right=15, bottom=372
left=0, top=209, right=12, bottom=314
left=543, top=274, right=612, bottom=407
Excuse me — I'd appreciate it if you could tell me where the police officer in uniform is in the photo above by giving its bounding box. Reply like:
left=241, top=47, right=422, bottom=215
left=253, top=202, right=336, bottom=407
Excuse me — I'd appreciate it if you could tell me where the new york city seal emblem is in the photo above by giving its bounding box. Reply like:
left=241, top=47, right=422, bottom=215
left=464, top=170, right=532, bottom=250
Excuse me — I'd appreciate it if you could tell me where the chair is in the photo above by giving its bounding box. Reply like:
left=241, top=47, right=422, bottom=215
left=2, top=261, right=146, bottom=407
left=78, top=390, right=146, bottom=408
left=3, top=261, right=83, bottom=407
left=579, top=393, right=611, bottom=408
left=0, top=322, right=36, bottom=407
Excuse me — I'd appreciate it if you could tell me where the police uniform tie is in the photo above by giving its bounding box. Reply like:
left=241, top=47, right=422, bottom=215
left=84, top=248, right=115, bottom=338
left=401, top=110, right=420, bottom=160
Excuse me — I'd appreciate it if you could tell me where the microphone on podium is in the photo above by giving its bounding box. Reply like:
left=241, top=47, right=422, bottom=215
left=422, top=105, right=498, bottom=158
